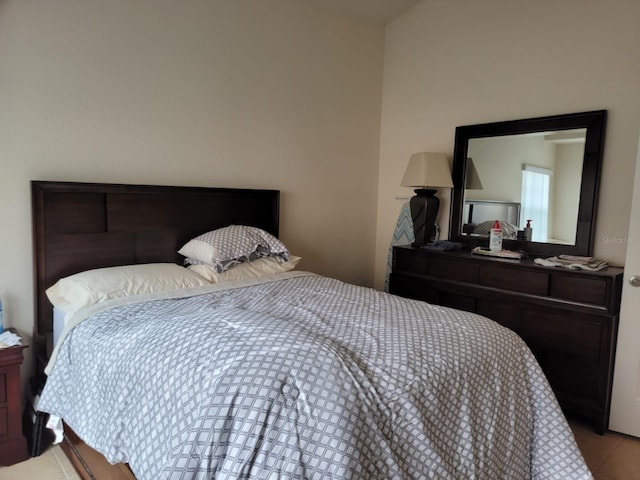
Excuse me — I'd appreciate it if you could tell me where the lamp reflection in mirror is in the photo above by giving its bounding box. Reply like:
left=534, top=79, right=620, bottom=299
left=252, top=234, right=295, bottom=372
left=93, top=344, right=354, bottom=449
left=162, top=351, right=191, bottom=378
left=465, top=157, right=483, bottom=190
left=401, top=152, right=453, bottom=246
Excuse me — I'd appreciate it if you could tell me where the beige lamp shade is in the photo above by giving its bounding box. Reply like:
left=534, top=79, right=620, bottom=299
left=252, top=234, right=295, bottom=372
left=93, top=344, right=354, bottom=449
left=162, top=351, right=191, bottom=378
left=401, top=152, right=453, bottom=189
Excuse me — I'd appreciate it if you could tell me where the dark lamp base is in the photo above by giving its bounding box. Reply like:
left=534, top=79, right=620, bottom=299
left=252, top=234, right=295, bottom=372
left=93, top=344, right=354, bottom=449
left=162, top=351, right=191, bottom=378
left=409, top=189, right=439, bottom=246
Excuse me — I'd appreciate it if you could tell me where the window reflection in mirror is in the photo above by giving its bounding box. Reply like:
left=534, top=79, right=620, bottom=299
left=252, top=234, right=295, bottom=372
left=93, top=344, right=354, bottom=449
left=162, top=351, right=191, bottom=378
left=463, top=128, right=586, bottom=245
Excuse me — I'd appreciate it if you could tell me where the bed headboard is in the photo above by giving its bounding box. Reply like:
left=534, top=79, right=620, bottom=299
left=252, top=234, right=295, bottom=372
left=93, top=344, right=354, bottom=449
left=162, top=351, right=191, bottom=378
left=463, top=200, right=521, bottom=229
left=32, top=181, right=280, bottom=335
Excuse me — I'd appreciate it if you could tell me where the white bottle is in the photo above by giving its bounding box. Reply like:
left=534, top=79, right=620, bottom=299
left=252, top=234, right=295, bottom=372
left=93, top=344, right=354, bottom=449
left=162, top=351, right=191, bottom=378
left=489, top=220, right=503, bottom=252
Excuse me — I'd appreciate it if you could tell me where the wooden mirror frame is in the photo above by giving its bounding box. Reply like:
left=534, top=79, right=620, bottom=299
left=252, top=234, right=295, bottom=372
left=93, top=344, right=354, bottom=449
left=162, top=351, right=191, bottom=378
left=449, top=110, right=607, bottom=257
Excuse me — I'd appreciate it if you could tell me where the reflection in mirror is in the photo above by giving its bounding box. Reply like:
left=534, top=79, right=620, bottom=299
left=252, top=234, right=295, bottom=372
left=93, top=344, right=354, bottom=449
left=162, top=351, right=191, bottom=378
left=449, top=110, right=607, bottom=257
left=464, top=128, right=586, bottom=245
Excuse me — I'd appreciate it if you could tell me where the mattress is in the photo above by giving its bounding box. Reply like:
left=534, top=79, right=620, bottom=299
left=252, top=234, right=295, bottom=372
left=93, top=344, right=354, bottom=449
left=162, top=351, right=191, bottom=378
left=52, top=306, right=66, bottom=349
left=38, top=272, right=592, bottom=480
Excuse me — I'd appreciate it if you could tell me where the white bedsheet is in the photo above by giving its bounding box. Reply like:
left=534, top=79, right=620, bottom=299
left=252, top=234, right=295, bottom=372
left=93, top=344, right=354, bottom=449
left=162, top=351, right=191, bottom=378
left=52, top=306, right=66, bottom=349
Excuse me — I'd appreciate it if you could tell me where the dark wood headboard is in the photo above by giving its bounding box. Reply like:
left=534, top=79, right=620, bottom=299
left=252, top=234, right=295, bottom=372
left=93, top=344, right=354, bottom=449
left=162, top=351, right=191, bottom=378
left=463, top=200, right=521, bottom=227
left=32, top=181, right=280, bottom=334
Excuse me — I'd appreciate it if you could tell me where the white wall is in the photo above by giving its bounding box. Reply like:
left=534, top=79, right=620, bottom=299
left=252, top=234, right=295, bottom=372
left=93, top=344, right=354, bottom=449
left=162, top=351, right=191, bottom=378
left=5, top=0, right=640, bottom=381
left=466, top=135, right=555, bottom=205
left=553, top=143, right=584, bottom=243
left=0, top=0, right=384, bottom=377
left=376, top=0, right=640, bottom=288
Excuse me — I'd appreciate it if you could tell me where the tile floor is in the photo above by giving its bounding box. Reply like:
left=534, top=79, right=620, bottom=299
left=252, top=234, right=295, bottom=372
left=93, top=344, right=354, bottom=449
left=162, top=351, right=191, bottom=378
left=570, top=420, right=640, bottom=480
left=1, top=420, right=639, bottom=479
left=0, top=444, right=79, bottom=480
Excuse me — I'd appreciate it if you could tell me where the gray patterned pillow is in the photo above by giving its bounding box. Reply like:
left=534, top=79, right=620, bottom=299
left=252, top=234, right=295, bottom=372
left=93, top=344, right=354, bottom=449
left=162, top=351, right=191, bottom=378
left=178, top=225, right=290, bottom=273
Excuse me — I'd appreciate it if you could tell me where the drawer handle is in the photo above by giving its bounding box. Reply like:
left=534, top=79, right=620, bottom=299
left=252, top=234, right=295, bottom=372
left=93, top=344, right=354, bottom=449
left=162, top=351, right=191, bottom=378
left=630, top=275, right=640, bottom=287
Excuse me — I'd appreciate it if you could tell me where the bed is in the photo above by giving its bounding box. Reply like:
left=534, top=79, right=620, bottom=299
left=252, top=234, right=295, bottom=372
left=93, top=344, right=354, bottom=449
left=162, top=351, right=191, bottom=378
left=32, top=181, right=592, bottom=479
left=462, top=200, right=521, bottom=239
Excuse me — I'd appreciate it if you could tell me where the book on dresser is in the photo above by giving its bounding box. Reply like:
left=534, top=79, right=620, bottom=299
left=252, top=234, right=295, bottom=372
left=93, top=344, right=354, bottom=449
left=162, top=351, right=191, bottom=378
left=389, top=245, right=624, bottom=435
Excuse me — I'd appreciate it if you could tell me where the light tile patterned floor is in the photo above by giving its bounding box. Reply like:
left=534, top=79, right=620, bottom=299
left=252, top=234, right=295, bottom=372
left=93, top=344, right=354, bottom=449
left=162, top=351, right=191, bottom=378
left=0, top=445, right=79, bottom=480
left=1, top=420, right=639, bottom=479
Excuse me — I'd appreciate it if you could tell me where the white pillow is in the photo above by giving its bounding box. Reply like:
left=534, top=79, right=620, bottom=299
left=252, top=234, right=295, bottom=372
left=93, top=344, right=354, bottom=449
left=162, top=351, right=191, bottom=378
left=46, top=263, right=210, bottom=315
left=178, top=225, right=290, bottom=273
left=188, top=256, right=301, bottom=283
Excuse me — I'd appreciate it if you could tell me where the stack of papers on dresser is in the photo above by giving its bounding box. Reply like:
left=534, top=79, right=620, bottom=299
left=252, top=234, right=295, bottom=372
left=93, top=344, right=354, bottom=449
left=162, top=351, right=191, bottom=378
left=534, top=255, right=609, bottom=271
left=471, top=247, right=523, bottom=259
left=0, top=330, right=22, bottom=349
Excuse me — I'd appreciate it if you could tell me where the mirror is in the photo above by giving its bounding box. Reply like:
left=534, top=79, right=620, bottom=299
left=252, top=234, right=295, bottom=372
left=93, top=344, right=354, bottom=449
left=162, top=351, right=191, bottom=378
left=450, top=110, right=607, bottom=257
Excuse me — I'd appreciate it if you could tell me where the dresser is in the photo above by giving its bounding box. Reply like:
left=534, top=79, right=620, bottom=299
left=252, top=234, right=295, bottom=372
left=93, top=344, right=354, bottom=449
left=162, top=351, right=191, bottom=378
left=0, top=330, right=29, bottom=465
left=389, top=246, right=624, bottom=434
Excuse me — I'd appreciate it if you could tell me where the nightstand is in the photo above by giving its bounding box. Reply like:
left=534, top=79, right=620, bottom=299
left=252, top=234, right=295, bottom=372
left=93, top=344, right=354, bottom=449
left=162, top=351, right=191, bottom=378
left=0, top=329, right=29, bottom=466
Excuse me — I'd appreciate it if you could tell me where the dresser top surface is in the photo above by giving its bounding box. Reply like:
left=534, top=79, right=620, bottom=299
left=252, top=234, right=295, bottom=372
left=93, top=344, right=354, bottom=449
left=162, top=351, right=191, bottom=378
left=394, top=245, right=624, bottom=277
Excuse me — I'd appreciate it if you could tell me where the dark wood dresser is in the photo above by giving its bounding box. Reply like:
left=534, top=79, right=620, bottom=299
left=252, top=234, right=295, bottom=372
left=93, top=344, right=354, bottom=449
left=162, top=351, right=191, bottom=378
left=389, top=246, right=624, bottom=434
left=0, top=330, right=29, bottom=466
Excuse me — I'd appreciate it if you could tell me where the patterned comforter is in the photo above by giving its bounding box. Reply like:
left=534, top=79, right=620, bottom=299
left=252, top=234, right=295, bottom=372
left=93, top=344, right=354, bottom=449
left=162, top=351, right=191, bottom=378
left=39, top=272, right=592, bottom=479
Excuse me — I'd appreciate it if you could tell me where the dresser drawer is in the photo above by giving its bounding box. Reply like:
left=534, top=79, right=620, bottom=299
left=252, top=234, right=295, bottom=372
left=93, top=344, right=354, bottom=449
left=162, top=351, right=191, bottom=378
left=477, top=300, right=522, bottom=333
left=520, top=310, right=604, bottom=361
left=439, top=292, right=476, bottom=312
left=545, top=352, right=598, bottom=400
left=480, top=264, right=549, bottom=295
left=478, top=298, right=606, bottom=361
left=389, top=274, right=438, bottom=303
left=394, top=248, right=428, bottom=274
left=549, top=274, right=607, bottom=307
left=429, top=258, right=479, bottom=282
left=0, top=406, right=7, bottom=436
left=0, top=371, right=5, bottom=404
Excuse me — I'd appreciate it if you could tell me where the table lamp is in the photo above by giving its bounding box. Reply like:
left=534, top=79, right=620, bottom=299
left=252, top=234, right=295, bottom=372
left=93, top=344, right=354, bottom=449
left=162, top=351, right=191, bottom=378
left=401, top=152, right=453, bottom=246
